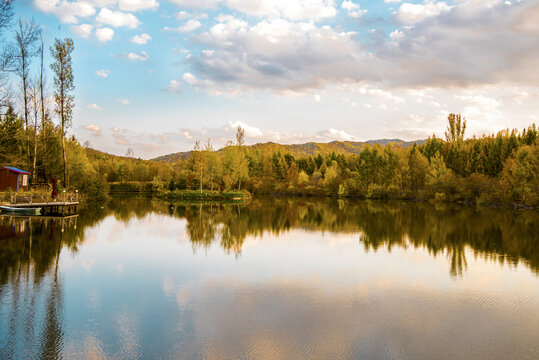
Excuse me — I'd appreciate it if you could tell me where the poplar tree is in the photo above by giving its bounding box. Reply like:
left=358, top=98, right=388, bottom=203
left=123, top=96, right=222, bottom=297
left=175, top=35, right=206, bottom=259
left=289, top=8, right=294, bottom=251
left=13, top=18, right=40, bottom=169
left=50, top=37, right=74, bottom=187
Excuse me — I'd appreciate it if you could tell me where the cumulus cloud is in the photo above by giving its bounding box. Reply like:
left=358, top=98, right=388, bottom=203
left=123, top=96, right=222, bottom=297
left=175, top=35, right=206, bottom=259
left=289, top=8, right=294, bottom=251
left=318, top=128, right=360, bottom=141
left=167, top=0, right=337, bottom=20
left=168, top=0, right=219, bottom=9
left=71, top=23, right=93, bottom=38
left=96, top=27, right=114, bottom=43
left=341, top=1, right=367, bottom=18
left=34, top=0, right=96, bottom=24
left=188, top=17, right=375, bottom=92
left=96, top=8, right=140, bottom=28
left=131, top=33, right=152, bottom=44
left=87, top=103, right=102, bottom=110
left=225, top=0, right=337, bottom=21
left=164, top=19, right=201, bottom=33
left=395, top=1, right=452, bottom=25
left=167, top=80, right=181, bottom=93
left=84, top=124, right=102, bottom=136
left=182, top=1, right=539, bottom=93
left=116, top=51, right=150, bottom=62
left=95, top=69, right=110, bottom=78
left=119, top=0, right=159, bottom=12
left=117, top=98, right=130, bottom=104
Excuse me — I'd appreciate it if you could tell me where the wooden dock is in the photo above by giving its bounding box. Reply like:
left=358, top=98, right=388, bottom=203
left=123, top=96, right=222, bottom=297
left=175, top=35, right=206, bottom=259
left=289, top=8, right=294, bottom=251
left=4, top=202, right=79, bottom=216
left=2, top=191, right=80, bottom=216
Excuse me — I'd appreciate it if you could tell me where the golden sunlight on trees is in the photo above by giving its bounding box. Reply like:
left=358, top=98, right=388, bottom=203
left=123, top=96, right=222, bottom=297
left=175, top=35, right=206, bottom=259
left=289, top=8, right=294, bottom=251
left=50, top=37, right=74, bottom=187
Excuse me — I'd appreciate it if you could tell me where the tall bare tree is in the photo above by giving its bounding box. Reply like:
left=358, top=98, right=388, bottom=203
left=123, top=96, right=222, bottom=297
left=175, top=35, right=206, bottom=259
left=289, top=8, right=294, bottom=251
left=29, top=78, right=39, bottom=177
left=13, top=18, right=40, bottom=168
left=0, top=0, right=14, bottom=110
left=39, top=32, right=46, bottom=149
left=50, top=37, right=74, bottom=187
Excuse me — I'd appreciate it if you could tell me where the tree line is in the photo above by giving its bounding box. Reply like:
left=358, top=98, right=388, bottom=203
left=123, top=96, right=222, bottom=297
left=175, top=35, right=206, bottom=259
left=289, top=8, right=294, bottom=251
left=169, top=115, right=538, bottom=207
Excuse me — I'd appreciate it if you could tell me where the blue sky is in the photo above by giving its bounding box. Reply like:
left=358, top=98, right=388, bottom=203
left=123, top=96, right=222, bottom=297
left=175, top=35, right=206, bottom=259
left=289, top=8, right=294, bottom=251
left=10, top=0, right=539, bottom=158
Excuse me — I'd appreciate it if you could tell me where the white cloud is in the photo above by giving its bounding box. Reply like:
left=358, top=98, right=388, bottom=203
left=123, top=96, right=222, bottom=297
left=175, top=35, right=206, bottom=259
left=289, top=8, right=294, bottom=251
left=182, top=73, right=199, bottom=85
left=164, top=19, right=201, bottom=33
left=395, top=1, right=452, bottom=25
left=119, top=0, right=159, bottom=12
left=130, top=33, right=152, bottom=44
left=34, top=0, right=96, bottom=24
left=87, top=104, right=102, bottom=110
left=341, top=1, right=367, bottom=18
left=95, top=69, right=110, bottom=78
left=367, top=89, right=405, bottom=104
left=96, top=8, right=140, bottom=29
left=117, top=51, right=150, bottom=62
left=167, top=80, right=181, bottom=93
left=71, top=23, right=93, bottom=38
left=117, top=98, right=130, bottom=105
left=228, top=120, right=263, bottom=137
left=180, top=128, right=194, bottom=140
left=84, top=124, right=102, bottom=133
left=226, top=0, right=337, bottom=21
left=175, top=10, right=191, bottom=20
left=90, top=0, right=117, bottom=6
left=189, top=17, right=373, bottom=92
left=182, top=0, right=539, bottom=93
left=168, top=0, right=219, bottom=9
left=318, top=128, right=360, bottom=141
left=96, top=27, right=114, bottom=43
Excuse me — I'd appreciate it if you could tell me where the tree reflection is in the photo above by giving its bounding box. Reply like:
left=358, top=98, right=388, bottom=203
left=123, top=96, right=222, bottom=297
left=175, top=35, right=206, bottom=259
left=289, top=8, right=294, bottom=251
left=164, top=199, right=539, bottom=277
left=0, top=207, right=105, bottom=359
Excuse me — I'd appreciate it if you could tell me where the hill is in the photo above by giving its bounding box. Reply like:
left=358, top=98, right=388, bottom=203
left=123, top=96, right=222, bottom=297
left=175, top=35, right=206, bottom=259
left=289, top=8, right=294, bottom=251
left=152, top=139, right=425, bottom=164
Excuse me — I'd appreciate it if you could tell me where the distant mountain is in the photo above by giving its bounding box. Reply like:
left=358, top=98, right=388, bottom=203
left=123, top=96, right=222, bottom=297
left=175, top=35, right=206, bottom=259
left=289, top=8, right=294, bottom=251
left=152, top=139, right=425, bottom=164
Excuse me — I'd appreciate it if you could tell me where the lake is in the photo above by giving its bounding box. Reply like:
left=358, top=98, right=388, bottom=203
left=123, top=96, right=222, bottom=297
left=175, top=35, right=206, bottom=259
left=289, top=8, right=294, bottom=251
left=1, top=198, right=538, bottom=359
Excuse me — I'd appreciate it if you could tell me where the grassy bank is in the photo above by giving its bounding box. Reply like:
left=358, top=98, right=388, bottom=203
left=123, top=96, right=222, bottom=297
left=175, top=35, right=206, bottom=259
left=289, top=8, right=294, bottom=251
left=161, top=190, right=250, bottom=201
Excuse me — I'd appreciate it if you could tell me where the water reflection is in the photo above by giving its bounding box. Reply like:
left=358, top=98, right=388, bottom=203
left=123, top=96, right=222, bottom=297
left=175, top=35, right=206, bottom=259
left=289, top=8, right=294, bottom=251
left=0, top=199, right=538, bottom=359
left=107, top=198, right=539, bottom=276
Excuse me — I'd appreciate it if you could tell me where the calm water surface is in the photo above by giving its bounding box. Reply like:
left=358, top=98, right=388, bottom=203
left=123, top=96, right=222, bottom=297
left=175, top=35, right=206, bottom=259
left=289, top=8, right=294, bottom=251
left=1, top=198, right=538, bottom=359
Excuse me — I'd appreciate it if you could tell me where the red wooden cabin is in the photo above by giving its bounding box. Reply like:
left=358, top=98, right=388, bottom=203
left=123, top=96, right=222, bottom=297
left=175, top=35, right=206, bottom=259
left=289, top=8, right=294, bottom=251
left=0, top=167, right=31, bottom=191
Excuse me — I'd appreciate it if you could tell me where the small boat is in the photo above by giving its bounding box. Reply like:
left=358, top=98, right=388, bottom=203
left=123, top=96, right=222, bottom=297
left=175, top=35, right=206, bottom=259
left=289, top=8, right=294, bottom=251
left=0, top=206, right=42, bottom=215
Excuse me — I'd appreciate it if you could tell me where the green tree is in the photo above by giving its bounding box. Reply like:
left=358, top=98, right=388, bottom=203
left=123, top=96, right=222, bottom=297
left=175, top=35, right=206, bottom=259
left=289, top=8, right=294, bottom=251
left=408, top=145, right=429, bottom=194
left=445, top=113, right=466, bottom=143
left=192, top=140, right=207, bottom=192
left=501, top=145, right=539, bottom=207
left=0, top=105, right=24, bottom=167
left=50, top=37, right=74, bottom=187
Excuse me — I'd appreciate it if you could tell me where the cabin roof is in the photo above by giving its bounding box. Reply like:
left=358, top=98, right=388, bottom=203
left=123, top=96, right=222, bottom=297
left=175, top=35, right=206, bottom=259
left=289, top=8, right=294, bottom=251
left=3, top=166, right=31, bottom=175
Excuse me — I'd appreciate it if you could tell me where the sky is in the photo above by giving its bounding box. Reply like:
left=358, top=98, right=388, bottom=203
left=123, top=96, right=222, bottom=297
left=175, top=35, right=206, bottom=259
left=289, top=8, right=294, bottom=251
left=9, top=0, right=539, bottom=159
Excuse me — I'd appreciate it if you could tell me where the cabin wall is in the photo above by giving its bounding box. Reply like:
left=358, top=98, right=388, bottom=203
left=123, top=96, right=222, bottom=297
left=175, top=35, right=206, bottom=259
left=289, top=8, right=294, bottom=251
left=0, top=170, right=29, bottom=191
left=0, top=170, right=18, bottom=191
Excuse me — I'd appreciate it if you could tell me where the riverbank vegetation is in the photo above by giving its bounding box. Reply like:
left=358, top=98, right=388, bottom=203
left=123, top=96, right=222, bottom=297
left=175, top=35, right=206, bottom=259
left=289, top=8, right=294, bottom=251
left=164, top=118, right=537, bottom=208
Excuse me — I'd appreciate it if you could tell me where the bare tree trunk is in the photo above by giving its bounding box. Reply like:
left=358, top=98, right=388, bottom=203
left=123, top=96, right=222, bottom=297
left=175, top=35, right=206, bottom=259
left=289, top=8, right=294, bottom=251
left=61, top=84, right=67, bottom=187
left=22, top=54, right=30, bottom=168
left=40, top=33, right=46, bottom=180
left=32, top=88, right=38, bottom=181
left=62, top=117, right=67, bottom=187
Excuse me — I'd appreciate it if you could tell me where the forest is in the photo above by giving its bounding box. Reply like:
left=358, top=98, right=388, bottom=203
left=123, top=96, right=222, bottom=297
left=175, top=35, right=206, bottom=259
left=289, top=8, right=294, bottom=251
left=162, top=117, right=538, bottom=207
left=0, top=1, right=537, bottom=207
